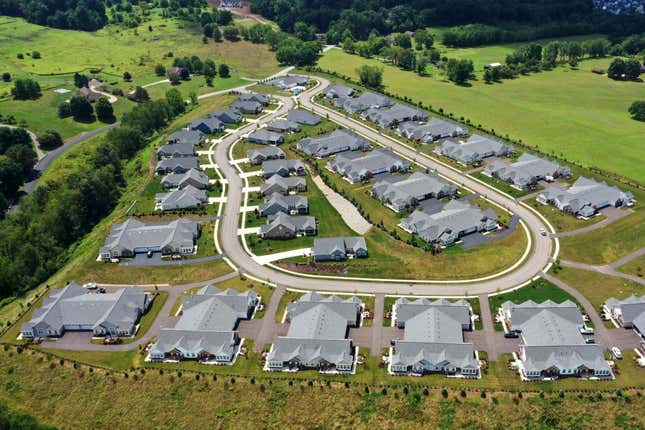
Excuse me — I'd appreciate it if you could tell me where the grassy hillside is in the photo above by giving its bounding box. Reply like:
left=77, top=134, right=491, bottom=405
left=318, top=48, right=645, bottom=183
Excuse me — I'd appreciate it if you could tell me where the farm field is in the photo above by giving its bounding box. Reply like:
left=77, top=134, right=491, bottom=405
left=317, top=48, right=645, bottom=183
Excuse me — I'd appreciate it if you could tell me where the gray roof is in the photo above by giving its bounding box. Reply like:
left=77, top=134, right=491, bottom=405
left=539, top=177, right=633, bottom=215
left=372, top=172, right=457, bottom=211
left=155, top=185, right=207, bottom=210
left=247, top=146, right=285, bottom=161
left=238, top=93, right=270, bottom=105
left=336, top=92, right=393, bottom=113
left=326, top=149, right=410, bottom=183
left=267, top=119, right=300, bottom=133
left=297, top=129, right=369, bottom=158
left=435, top=134, right=511, bottom=165
left=312, top=237, right=367, bottom=257
left=268, top=338, right=354, bottom=366
left=150, top=330, right=237, bottom=358
left=156, top=156, right=200, bottom=173
left=248, top=129, right=284, bottom=144
left=397, top=118, right=467, bottom=142
left=262, top=159, right=305, bottom=178
left=100, top=218, right=199, bottom=255
left=22, top=283, right=149, bottom=335
left=324, top=84, right=355, bottom=98
left=190, top=117, right=224, bottom=133
left=167, top=130, right=203, bottom=145
left=502, top=300, right=583, bottom=345
left=260, top=175, right=306, bottom=195
left=209, top=108, right=243, bottom=123
left=522, top=344, right=610, bottom=374
left=391, top=341, right=478, bottom=370
left=266, top=75, right=308, bottom=89
left=363, top=103, right=428, bottom=128
left=157, top=142, right=195, bottom=158
left=160, top=169, right=209, bottom=189
left=231, top=99, right=263, bottom=113
left=259, top=212, right=316, bottom=236
left=485, top=154, right=570, bottom=188
left=259, top=193, right=308, bottom=215
left=604, top=295, right=645, bottom=333
left=287, top=109, right=321, bottom=125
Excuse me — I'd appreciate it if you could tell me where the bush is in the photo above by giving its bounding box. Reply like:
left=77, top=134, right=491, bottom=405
left=32, top=51, right=41, bottom=59
left=58, top=102, right=72, bottom=118
left=38, top=130, right=64, bottom=150
left=1, top=72, right=10, bottom=82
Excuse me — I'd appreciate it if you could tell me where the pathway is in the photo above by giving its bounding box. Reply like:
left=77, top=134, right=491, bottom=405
left=253, top=284, right=286, bottom=352
left=89, top=83, right=118, bottom=103
left=0, top=124, right=44, bottom=159
left=369, top=293, right=385, bottom=357
left=253, top=248, right=311, bottom=265
left=560, top=247, right=645, bottom=286
left=311, top=173, right=372, bottom=235
left=552, top=206, right=633, bottom=238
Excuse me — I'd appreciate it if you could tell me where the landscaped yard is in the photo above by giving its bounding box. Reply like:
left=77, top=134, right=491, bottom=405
left=529, top=200, right=605, bottom=233
left=555, top=267, right=644, bottom=309
left=470, top=171, right=532, bottom=199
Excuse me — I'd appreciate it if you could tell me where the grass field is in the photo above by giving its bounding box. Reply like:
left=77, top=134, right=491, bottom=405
left=318, top=48, right=645, bottom=183
left=555, top=267, right=644, bottom=309
left=617, top=255, right=645, bottom=278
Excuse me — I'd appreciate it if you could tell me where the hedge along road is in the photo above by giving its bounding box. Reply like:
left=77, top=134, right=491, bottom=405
left=213, top=76, right=557, bottom=296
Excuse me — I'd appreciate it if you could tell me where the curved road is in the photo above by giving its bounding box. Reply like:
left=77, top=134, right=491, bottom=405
left=212, top=77, right=556, bottom=296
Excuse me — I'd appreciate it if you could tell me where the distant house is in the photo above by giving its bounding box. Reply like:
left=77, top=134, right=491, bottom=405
left=484, top=62, right=502, bottom=69
left=326, top=149, right=410, bottom=183
left=156, top=156, right=200, bottom=175
left=247, top=147, right=285, bottom=165
left=167, top=130, right=204, bottom=145
left=400, top=200, right=498, bottom=245
left=266, top=119, right=300, bottom=133
left=604, top=295, right=645, bottom=338
left=100, top=218, right=200, bottom=260
left=260, top=212, right=316, bottom=239
left=161, top=169, right=209, bottom=190
left=260, top=176, right=306, bottom=196
left=287, top=109, right=321, bottom=126
left=76, top=86, right=102, bottom=102
left=209, top=109, right=243, bottom=124
left=537, top=177, right=634, bottom=218
left=190, top=117, right=225, bottom=134
left=157, top=142, right=196, bottom=159
left=20, top=283, right=150, bottom=339
left=231, top=99, right=263, bottom=114
left=335, top=92, right=392, bottom=113
left=312, top=237, right=367, bottom=261
left=266, top=75, right=308, bottom=89
left=297, top=129, right=369, bottom=158
left=259, top=193, right=308, bottom=216
left=434, top=134, right=512, bottom=165
left=265, top=293, right=361, bottom=373
left=397, top=118, right=468, bottom=143
left=323, top=85, right=355, bottom=99
left=484, top=154, right=570, bottom=190
left=155, top=185, right=208, bottom=211
left=371, top=172, right=457, bottom=212
left=362, top=103, right=428, bottom=128
left=247, top=129, right=284, bottom=145
left=262, top=159, right=306, bottom=178
left=237, top=93, right=270, bottom=105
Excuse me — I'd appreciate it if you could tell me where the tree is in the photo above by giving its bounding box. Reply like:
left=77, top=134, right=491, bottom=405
left=394, top=33, right=411, bottom=49
left=95, top=97, right=114, bottom=122
left=484, top=68, right=493, bottom=83
left=203, top=23, right=214, bottom=38
left=542, top=41, right=559, bottom=68
left=123, top=71, right=132, bottom=81
left=415, top=56, right=429, bottom=76
left=58, top=102, right=72, bottom=118
left=31, top=51, right=41, bottom=59
left=445, top=58, right=474, bottom=85
left=154, top=64, right=166, bottom=76
left=69, top=96, right=94, bottom=121
left=203, top=60, right=217, bottom=79
left=37, top=130, right=63, bottom=150
left=212, top=25, right=222, bottom=42
left=218, top=63, right=230, bottom=78
left=165, top=88, right=185, bottom=116
left=356, top=64, right=383, bottom=89
left=11, top=78, right=41, bottom=100
left=131, top=86, right=150, bottom=103
left=2, top=72, right=11, bottom=82
left=607, top=58, right=626, bottom=80
left=628, top=101, right=645, bottom=121
left=398, top=49, right=416, bottom=70
left=294, top=21, right=316, bottom=41
left=189, top=92, right=198, bottom=106
left=275, top=38, right=320, bottom=66
left=73, top=72, right=89, bottom=88
left=167, top=70, right=180, bottom=85
left=625, top=59, right=642, bottom=80
left=342, top=37, right=355, bottom=54
left=223, top=25, right=239, bottom=41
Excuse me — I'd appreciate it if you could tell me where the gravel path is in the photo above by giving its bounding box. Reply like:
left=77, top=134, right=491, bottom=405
left=311, top=174, right=372, bottom=235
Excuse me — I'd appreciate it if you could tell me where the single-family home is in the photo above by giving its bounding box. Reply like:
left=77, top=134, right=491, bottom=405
left=266, top=75, right=308, bottom=89
left=397, top=118, right=468, bottom=143
left=155, top=156, right=200, bottom=175
left=604, top=295, right=645, bottom=338
left=434, top=135, right=512, bottom=165
left=266, top=119, right=300, bottom=133
left=190, top=117, right=225, bottom=134
left=247, top=147, right=285, bottom=165
left=362, top=103, right=428, bottom=128
left=326, top=149, right=410, bottom=183
left=297, top=129, right=369, bottom=158
left=260, top=176, right=306, bottom=196
left=21, top=283, right=150, bottom=339
left=312, top=237, right=367, bottom=261
left=231, top=99, right=263, bottom=114
left=157, top=142, right=196, bottom=159
left=76, top=86, right=103, bottom=102
left=335, top=92, right=393, bottom=113
left=259, top=212, right=316, bottom=239
left=259, top=193, right=308, bottom=216
left=237, top=93, right=270, bottom=105
left=287, top=108, right=321, bottom=125
left=484, top=154, right=570, bottom=189
left=262, top=159, right=306, bottom=178
left=247, top=129, right=284, bottom=145
left=161, top=169, right=209, bottom=190
left=323, top=84, right=355, bottom=98
left=155, top=185, right=208, bottom=211
left=371, top=172, right=457, bottom=212
left=209, top=108, right=243, bottom=124
left=167, top=130, right=204, bottom=146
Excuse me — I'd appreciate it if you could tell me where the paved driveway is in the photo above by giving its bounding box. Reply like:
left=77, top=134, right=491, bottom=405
left=462, top=215, right=519, bottom=249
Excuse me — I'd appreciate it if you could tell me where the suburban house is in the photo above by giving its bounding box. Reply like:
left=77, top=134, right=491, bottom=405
left=259, top=212, right=317, bottom=239
left=371, top=172, right=457, bottom=212
left=287, top=108, right=321, bottom=126
left=76, top=86, right=102, bottom=102
left=537, top=177, right=634, bottom=218
left=297, top=129, right=369, bottom=158
left=237, top=93, right=270, bottom=105
left=265, top=293, right=362, bottom=373
left=266, top=118, right=301, bottom=133
left=266, top=75, right=308, bottom=89
left=155, top=156, right=200, bottom=175
left=209, top=108, right=243, bottom=124
left=247, top=129, right=284, bottom=145
left=260, top=176, right=306, bottom=196
left=312, top=237, right=367, bottom=261
left=501, top=300, right=613, bottom=380
left=323, top=84, right=355, bottom=98
left=335, top=92, right=393, bottom=113
left=21, top=283, right=150, bottom=339
left=604, top=295, right=645, bottom=338
left=167, top=130, right=204, bottom=146
left=484, top=154, right=570, bottom=189
left=231, top=99, right=263, bottom=114
left=397, top=118, right=468, bottom=143
left=434, top=135, right=512, bottom=165
left=157, top=142, right=196, bottom=159
left=190, top=117, right=225, bottom=134
left=326, top=149, right=410, bottom=183
left=99, top=218, right=200, bottom=260
left=149, top=285, right=258, bottom=364
left=362, top=103, right=428, bottom=128
left=161, top=169, right=209, bottom=190
left=389, top=298, right=479, bottom=377
left=259, top=193, right=308, bottom=216
left=262, top=159, right=306, bottom=178
left=155, top=185, right=208, bottom=211
left=400, top=200, right=498, bottom=245
left=247, top=147, right=285, bottom=165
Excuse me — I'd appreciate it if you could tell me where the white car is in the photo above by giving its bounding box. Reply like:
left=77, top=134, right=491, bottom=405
left=611, top=347, right=623, bottom=359
left=539, top=228, right=547, bottom=237
left=83, top=282, right=97, bottom=290
left=580, top=326, right=594, bottom=335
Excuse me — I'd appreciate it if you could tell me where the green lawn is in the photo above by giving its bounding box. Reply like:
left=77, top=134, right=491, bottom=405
left=318, top=48, right=645, bottom=183
left=555, top=267, right=644, bottom=309
left=617, top=255, right=645, bottom=279
left=470, top=171, right=531, bottom=199
left=529, top=199, right=606, bottom=233
left=123, top=291, right=168, bottom=344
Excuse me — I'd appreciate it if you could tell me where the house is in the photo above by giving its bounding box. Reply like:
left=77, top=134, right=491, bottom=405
left=237, top=93, right=270, bottom=105
left=190, top=117, right=225, bottom=134
left=259, top=193, right=308, bottom=216
left=76, top=86, right=102, bottom=102
left=312, top=237, right=367, bottom=261
left=326, top=149, right=410, bottom=183
left=161, top=169, right=209, bottom=190
left=262, top=159, right=306, bottom=178
left=247, top=129, right=284, bottom=145
left=266, top=119, right=300, bottom=133
left=371, top=172, right=457, bottom=212
left=362, top=104, right=428, bottom=128
left=99, top=218, right=200, bottom=260
left=266, top=75, right=308, bottom=89
left=167, top=130, right=204, bottom=146
left=604, top=295, right=645, bottom=338
left=501, top=300, right=613, bottom=380
left=484, top=154, right=570, bottom=189
left=260, top=176, right=306, bottom=196
left=149, top=285, right=258, bottom=364
left=335, top=92, right=392, bottom=113
left=484, top=62, right=502, bottom=69
left=397, top=118, right=468, bottom=143
left=209, top=108, right=243, bottom=124
left=287, top=108, right=321, bottom=126
left=323, top=84, right=355, bottom=98
left=434, top=135, right=512, bottom=165
left=155, top=156, right=200, bottom=175
left=155, top=185, right=208, bottom=211
left=400, top=200, right=498, bottom=245
left=247, top=147, right=285, bottom=165
left=157, top=142, right=196, bottom=159
left=297, top=129, right=369, bottom=158
left=537, top=177, right=634, bottom=218
left=21, top=283, right=150, bottom=339
left=259, top=212, right=316, bottom=239
left=231, top=99, right=263, bottom=114
left=389, top=298, right=479, bottom=377
left=265, top=293, right=361, bottom=373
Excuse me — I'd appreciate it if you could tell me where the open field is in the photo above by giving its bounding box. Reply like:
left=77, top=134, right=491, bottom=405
left=318, top=48, right=645, bottom=183
left=618, top=255, right=645, bottom=279
left=555, top=267, right=644, bottom=309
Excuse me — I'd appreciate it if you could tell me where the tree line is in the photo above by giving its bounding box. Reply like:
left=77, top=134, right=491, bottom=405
left=0, top=0, right=108, bottom=31
left=0, top=127, right=37, bottom=213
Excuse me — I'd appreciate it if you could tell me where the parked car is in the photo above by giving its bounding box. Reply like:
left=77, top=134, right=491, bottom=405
left=103, top=337, right=122, bottom=345
left=580, top=326, right=594, bottom=335
left=147, top=250, right=154, bottom=258
left=584, top=337, right=596, bottom=344
left=83, top=282, right=97, bottom=290
left=171, top=254, right=182, bottom=260
left=539, top=228, right=547, bottom=236
left=504, top=331, right=519, bottom=338
left=611, top=347, right=623, bottom=359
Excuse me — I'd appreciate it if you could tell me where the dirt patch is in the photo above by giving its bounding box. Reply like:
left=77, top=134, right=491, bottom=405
left=276, top=261, right=347, bottom=274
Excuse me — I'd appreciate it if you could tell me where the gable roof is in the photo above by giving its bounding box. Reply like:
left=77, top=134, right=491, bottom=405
left=287, top=109, right=321, bottom=125
left=167, top=130, right=203, bottom=145
left=486, top=154, right=569, bottom=187
left=298, top=129, right=369, bottom=158
left=247, top=146, right=285, bottom=160
left=156, top=185, right=207, bottom=210
left=436, top=134, right=511, bottom=164
left=156, top=156, right=200, bottom=172
left=267, top=118, right=301, bottom=132
left=372, top=172, right=456, bottom=209
left=160, top=169, right=209, bottom=189
left=248, top=129, right=284, bottom=144
left=100, top=218, right=198, bottom=254
left=539, top=177, right=633, bottom=214
left=336, top=92, right=392, bottom=113
left=157, top=142, right=196, bottom=157
left=260, top=175, right=306, bottom=195
left=312, top=237, right=367, bottom=257
left=327, top=149, right=409, bottom=182
left=260, top=212, right=316, bottom=235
